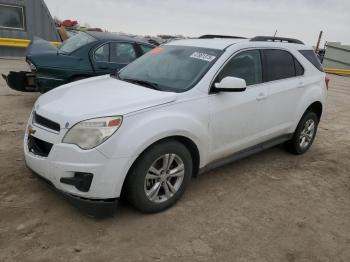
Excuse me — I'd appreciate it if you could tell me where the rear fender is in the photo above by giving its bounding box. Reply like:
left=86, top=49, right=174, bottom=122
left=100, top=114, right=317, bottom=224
left=293, top=76, right=326, bottom=131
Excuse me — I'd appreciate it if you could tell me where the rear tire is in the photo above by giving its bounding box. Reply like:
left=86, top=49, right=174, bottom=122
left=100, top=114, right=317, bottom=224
left=285, top=111, right=318, bottom=155
left=125, top=140, right=192, bottom=213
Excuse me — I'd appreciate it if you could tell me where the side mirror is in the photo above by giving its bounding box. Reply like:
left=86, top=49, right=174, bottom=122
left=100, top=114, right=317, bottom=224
left=214, top=76, right=247, bottom=92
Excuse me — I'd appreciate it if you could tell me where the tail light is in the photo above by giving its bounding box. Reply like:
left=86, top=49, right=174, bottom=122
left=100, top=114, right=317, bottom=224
left=325, top=74, right=330, bottom=90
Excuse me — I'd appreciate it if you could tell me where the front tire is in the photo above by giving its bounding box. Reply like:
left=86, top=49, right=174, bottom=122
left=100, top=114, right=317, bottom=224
left=285, top=111, right=318, bottom=154
left=125, top=140, right=193, bottom=213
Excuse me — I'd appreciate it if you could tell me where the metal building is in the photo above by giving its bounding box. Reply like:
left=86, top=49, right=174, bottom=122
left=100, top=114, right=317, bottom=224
left=323, top=42, right=350, bottom=71
left=0, top=0, right=60, bottom=57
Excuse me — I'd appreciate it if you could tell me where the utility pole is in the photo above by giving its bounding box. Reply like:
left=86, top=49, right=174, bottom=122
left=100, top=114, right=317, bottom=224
left=315, top=30, right=323, bottom=53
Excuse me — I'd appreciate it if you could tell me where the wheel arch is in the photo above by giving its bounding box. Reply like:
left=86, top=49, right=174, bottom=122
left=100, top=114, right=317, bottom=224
left=306, top=101, right=323, bottom=122
left=120, top=135, right=201, bottom=197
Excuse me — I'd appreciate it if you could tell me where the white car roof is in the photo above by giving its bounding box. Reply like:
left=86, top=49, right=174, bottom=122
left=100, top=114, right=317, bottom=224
left=166, top=38, right=248, bottom=50
left=166, top=38, right=312, bottom=51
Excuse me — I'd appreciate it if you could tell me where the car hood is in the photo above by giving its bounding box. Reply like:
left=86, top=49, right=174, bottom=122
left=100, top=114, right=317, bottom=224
left=34, top=75, right=177, bottom=127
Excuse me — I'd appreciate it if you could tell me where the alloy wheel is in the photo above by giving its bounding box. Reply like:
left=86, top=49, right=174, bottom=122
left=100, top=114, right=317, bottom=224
left=299, top=119, right=315, bottom=149
left=144, top=153, right=185, bottom=203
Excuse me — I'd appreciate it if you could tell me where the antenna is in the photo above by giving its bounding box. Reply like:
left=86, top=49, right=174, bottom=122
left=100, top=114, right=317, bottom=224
left=273, top=30, right=278, bottom=37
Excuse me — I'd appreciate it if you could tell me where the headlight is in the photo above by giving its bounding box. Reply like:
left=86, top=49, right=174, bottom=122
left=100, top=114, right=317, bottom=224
left=27, top=60, right=36, bottom=71
left=62, top=116, right=122, bottom=150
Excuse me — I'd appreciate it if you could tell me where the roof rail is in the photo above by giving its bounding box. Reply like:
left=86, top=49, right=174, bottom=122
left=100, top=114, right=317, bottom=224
left=199, top=34, right=247, bottom=39
left=250, top=36, right=304, bottom=45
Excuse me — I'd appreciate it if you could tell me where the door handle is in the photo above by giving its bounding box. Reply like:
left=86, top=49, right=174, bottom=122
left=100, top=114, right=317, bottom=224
left=256, top=93, right=267, bottom=101
left=98, top=67, right=108, bottom=70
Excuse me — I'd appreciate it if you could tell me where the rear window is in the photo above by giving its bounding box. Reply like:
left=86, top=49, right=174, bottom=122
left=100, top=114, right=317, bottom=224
left=59, top=32, right=96, bottom=54
left=263, top=49, right=296, bottom=81
left=299, top=50, right=323, bottom=72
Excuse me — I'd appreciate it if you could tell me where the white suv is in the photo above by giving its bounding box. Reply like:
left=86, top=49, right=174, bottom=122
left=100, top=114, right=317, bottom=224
left=24, top=36, right=328, bottom=217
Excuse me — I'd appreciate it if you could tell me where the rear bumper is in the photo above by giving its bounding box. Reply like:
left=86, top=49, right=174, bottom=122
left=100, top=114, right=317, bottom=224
left=30, top=168, right=119, bottom=218
left=2, top=71, right=64, bottom=93
left=2, top=71, right=38, bottom=92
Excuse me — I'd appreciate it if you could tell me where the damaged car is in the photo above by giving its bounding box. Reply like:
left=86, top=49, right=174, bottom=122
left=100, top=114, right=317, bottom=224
left=2, top=31, right=155, bottom=93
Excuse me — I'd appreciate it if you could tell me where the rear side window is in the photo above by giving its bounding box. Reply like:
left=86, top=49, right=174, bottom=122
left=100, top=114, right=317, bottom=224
left=263, top=49, right=296, bottom=81
left=299, top=50, right=324, bottom=71
left=94, top=44, right=109, bottom=62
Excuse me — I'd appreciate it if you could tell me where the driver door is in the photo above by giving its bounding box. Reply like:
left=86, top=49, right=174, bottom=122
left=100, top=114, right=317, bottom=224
left=208, top=49, right=267, bottom=162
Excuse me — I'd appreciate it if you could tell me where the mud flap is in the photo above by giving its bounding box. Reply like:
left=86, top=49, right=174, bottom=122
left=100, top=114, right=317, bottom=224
left=2, top=71, right=38, bottom=92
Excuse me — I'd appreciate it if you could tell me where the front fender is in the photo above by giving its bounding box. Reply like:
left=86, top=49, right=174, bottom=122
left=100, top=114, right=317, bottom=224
left=98, top=101, right=210, bottom=167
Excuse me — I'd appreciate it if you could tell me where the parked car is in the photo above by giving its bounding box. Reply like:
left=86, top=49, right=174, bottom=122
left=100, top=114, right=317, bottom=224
left=24, top=35, right=328, bottom=217
left=2, top=31, right=155, bottom=93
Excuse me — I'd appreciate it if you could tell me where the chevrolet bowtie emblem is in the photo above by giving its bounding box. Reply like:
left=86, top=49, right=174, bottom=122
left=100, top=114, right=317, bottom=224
left=28, top=125, right=36, bottom=135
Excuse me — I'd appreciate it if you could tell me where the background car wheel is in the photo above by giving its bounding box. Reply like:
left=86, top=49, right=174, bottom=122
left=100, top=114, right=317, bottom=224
left=285, top=111, right=318, bottom=155
left=125, top=140, right=193, bottom=213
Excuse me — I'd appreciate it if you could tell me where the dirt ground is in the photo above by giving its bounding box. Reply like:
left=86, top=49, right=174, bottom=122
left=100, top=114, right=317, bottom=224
left=0, top=59, right=349, bottom=262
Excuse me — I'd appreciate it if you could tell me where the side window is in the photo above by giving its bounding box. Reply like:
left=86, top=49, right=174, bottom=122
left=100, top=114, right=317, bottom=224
left=294, top=58, right=304, bottom=76
left=216, top=50, right=262, bottom=86
left=94, top=44, right=109, bottom=62
left=263, top=49, right=296, bottom=81
left=110, top=43, right=137, bottom=63
left=140, top=44, right=154, bottom=54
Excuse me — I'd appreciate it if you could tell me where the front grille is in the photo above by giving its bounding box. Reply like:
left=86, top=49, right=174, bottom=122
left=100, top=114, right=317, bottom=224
left=28, top=135, right=53, bottom=157
left=33, top=112, right=60, bottom=132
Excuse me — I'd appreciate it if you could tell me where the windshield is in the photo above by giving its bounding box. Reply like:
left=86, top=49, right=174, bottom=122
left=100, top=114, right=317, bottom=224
left=118, top=45, right=222, bottom=92
left=59, top=32, right=96, bottom=54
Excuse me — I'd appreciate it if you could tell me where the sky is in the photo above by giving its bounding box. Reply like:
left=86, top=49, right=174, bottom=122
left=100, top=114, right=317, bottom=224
left=45, top=0, right=350, bottom=45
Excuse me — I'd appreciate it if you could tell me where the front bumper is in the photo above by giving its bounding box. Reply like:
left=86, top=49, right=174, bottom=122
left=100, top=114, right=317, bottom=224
left=30, top=168, right=118, bottom=218
left=24, top=122, right=134, bottom=217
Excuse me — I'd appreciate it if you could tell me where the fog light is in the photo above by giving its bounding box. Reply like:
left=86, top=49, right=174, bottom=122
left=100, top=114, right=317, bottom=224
left=60, top=172, right=93, bottom=192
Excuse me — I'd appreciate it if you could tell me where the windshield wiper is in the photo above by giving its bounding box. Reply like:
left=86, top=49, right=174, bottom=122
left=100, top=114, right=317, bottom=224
left=122, top=78, right=160, bottom=90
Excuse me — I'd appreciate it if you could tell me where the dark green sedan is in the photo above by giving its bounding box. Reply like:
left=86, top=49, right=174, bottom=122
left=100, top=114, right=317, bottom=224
left=2, top=31, right=155, bottom=93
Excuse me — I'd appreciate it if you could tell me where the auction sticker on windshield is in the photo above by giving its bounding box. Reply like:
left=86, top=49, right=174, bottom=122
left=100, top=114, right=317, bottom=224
left=190, top=52, right=216, bottom=62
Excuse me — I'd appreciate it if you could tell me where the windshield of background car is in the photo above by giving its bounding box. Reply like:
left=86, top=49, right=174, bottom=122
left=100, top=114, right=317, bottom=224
left=59, top=32, right=96, bottom=54
left=118, top=45, right=223, bottom=92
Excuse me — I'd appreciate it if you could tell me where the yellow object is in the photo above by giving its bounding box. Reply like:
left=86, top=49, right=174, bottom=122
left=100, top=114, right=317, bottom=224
left=0, top=38, right=61, bottom=48
left=324, top=68, right=350, bottom=75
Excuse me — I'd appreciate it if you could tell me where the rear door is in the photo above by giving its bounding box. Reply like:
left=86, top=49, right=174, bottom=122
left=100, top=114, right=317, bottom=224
left=92, top=42, right=138, bottom=75
left=92, top=43, right=113, bottom=75
left=259, top=49, right=305, bottom=140
left=110, top=42, right=138, bottom=70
